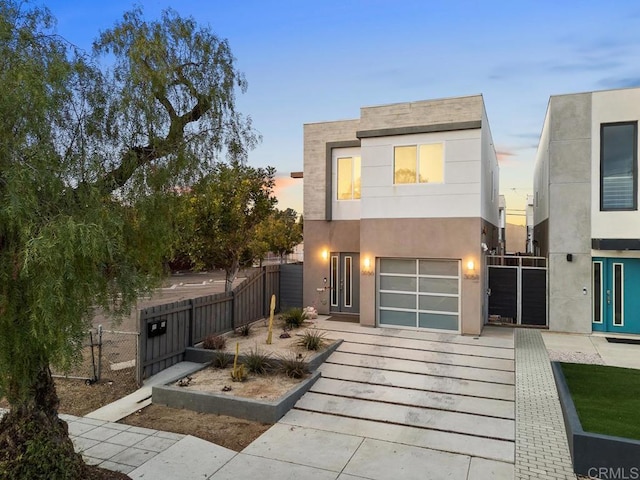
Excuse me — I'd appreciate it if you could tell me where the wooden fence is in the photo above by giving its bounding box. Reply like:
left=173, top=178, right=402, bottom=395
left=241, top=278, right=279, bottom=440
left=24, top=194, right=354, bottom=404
left=137, top=265, right=280, bottom=381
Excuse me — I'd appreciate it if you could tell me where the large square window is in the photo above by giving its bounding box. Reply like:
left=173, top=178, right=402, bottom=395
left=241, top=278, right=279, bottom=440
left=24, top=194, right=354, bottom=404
left=337, top=156, right=361, bottom=200
left=601, top=122, right=637, bottom=211
left=394, top=143, right=443, bottom=184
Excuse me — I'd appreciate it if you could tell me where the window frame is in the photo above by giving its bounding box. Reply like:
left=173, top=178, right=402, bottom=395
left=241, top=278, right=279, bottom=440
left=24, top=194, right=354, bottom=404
left=393, top=142, right=444, bottom=185
left=336, top=155, right=361, bottom=201
left=600, top=121, right=638, bottom=212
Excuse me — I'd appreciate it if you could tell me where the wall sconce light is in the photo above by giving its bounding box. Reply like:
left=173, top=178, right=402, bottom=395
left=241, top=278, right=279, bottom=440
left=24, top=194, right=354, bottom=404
left=362, top=256, right=374, bottom=275
left=321, top=249, right=328, bottom=261
left=464, top=258, right=479, bottom=280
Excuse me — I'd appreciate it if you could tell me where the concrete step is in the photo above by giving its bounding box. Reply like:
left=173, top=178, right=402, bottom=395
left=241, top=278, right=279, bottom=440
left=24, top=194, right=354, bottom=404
left=338, top=341, right=514, bottom=372
left=280, top=409, right=514, bottom=464
left=320, top=330, right=515, bottom=360
left=295, top=392, right=515, bottom=441
left=310, top=377, right=514, bottom=419
left=326, top=351, right=515, bottom=385
left=318, top=363, right=515, bottom=401
left=316, top=320, right=514, bottom=349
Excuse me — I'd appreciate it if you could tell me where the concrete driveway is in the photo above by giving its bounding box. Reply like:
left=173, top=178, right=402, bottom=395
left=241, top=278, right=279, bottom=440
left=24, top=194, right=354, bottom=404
left=241, top=319, right=515, bottom=480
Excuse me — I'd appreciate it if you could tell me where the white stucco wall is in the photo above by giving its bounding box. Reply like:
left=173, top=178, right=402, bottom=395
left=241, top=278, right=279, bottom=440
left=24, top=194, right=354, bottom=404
left=591, top=88, right=640, bottom=239
left=480, top=105, right=499, bottom=226
left=533, top=102, right=550, bottom=227
left=360, top=130, right=482, bottom=219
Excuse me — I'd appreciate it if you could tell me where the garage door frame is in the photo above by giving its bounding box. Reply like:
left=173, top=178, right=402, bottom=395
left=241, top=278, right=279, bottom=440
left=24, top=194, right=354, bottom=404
left=376, top=257, right=461, bottom=334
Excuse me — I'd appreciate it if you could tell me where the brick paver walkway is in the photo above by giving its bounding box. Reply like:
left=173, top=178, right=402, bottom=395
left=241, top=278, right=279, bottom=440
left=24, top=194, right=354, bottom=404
left=515, top=328, right=576, bottom=480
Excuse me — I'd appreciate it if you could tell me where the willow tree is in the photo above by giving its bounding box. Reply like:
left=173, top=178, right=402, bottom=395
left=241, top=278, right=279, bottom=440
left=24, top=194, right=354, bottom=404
left=0, top=2, right=257, bottom=478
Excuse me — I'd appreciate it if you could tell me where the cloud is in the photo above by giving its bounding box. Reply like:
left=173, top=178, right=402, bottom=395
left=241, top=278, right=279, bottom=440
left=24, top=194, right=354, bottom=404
left=547, top=59, right=622, bottom=73
left=496, top=149, right=516, bottom=165
left=273, top=174, right=300, bottom=195
left=598, top=76, right=640, bottom=89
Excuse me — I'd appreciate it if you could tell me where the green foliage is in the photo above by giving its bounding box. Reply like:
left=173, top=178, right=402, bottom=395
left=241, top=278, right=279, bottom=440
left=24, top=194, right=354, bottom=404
left=297, top=329, right=327, bottom=351
left=212, top=351, right=231, bottom=369
left=0, top=1, right=257, bottom=474
left=277, top=353, right=308, bottom=379
left=243, top=347, right=273, bottom=374
left=202, top=334, right=227, bottom=350
left=235, top=323, right=252, bottom=337
left=173, top=163, right=277, bottom=291
left=280, top=307, right=307, bottom=329
left=252, top=208, right=303, bottom=264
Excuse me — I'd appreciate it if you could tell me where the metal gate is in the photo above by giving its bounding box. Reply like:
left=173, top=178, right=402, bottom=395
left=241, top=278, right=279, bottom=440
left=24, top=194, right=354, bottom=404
left=487, top=256, right=547, bottom=326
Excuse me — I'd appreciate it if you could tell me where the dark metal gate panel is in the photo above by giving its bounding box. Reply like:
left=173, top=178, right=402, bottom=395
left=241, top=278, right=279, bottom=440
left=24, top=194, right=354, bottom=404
left=521, top=269, right=547, bottom=326
left=280, top=263, right=303, bottom=309
left=488, top=267, right=517, bottom=321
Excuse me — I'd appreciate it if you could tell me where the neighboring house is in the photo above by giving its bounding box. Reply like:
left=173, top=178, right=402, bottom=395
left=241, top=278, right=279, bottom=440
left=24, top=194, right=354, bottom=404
left=533, top=87, right=640, bottom=334
left=303, top=95, right=500, bottom=335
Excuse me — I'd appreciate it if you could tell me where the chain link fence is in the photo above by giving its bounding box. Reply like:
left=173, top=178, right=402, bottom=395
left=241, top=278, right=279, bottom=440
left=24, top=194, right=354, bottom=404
left=51, top=326, right=140, bottom=388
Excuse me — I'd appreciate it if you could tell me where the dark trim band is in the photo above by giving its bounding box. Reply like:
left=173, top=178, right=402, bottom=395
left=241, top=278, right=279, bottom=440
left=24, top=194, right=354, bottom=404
left=592, top=238, right=640, bottom=250
left=325, top=140, right=361, bottom=221
left=356, top=120, right=481, bottom=139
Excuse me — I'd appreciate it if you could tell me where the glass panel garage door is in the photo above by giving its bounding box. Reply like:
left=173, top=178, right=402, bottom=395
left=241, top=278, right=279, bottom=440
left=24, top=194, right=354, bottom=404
left=378, top=258, right=460, bottom=331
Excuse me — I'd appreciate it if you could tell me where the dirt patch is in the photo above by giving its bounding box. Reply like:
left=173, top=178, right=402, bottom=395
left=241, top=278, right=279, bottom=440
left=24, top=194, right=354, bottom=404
left=120, top=404, right=270, bottom=451
left=56, top=376, right=139, bottom=416
left=176, top=367, right=305, bottom=401
left=0, top=374, right=138, bottom=417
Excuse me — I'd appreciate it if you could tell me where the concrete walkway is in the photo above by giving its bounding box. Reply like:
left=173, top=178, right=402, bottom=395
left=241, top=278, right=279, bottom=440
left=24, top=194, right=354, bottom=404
left=514, top=329, right=575, bottom=480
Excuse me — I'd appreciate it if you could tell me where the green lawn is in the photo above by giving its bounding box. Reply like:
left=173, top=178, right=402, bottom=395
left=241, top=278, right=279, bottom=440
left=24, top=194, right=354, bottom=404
left=560, top=362, right=640, bottom=440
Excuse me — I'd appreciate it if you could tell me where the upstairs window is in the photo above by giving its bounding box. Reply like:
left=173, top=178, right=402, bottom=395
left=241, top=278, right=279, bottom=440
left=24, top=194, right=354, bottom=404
left=337, top=156, right=361, bottom=200
left=394, top=144, right=444, bottom=184
left=601, top=122, right=637, bottom=211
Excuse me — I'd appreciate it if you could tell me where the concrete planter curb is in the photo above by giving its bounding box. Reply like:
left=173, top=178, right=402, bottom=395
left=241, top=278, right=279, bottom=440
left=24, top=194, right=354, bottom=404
left=153, top=370, right=321, bottom=424
left=154, top=339, right=342, bottom=423
left=184, top=339, right=343, bottom=369
left=552, top=361, right=640, bottom=477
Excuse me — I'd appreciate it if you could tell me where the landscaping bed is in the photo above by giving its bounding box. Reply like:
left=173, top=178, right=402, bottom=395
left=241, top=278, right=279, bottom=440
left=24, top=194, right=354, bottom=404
left=552, top=362, right=640, bottom=476
left=155, top=313, right=341, bottom=422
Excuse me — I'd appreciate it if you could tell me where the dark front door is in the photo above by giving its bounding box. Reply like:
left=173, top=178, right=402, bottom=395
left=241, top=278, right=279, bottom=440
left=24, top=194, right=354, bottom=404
left=330, top=252, right=360, bottom=314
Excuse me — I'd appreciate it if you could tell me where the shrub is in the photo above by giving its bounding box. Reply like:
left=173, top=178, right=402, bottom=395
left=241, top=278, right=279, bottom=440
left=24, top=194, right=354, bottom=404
left=297, top=329, right=327, bottom=351
left=243, top=347, right=273, bottom=374
left=213, top=351, right=231, bottom=369
left=279, top=307, right=307, bottom=329
left=202, top=334, right=226, bottom=350
left=235, top=323, right=252, bottom=337
left=277, top=353, right=308, bottom=379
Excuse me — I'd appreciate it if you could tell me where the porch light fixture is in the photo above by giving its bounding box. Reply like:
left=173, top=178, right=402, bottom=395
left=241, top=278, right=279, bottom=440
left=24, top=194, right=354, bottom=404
left=464, top=258, right=479, bottom=280
left=362, top=256, right=374, bottom=275
left=321, top=249, right=329, bottom=261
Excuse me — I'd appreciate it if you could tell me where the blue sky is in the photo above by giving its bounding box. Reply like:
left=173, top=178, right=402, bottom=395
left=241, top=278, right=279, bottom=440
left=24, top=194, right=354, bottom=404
left=41, top=0, right=640, bottom=223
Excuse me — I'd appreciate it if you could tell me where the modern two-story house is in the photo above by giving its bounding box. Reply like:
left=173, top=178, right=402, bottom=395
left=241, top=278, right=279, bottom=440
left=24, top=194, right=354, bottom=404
left=533, top=87, right=640, bottom=335
left=303, top=95, right=500, bottom=335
